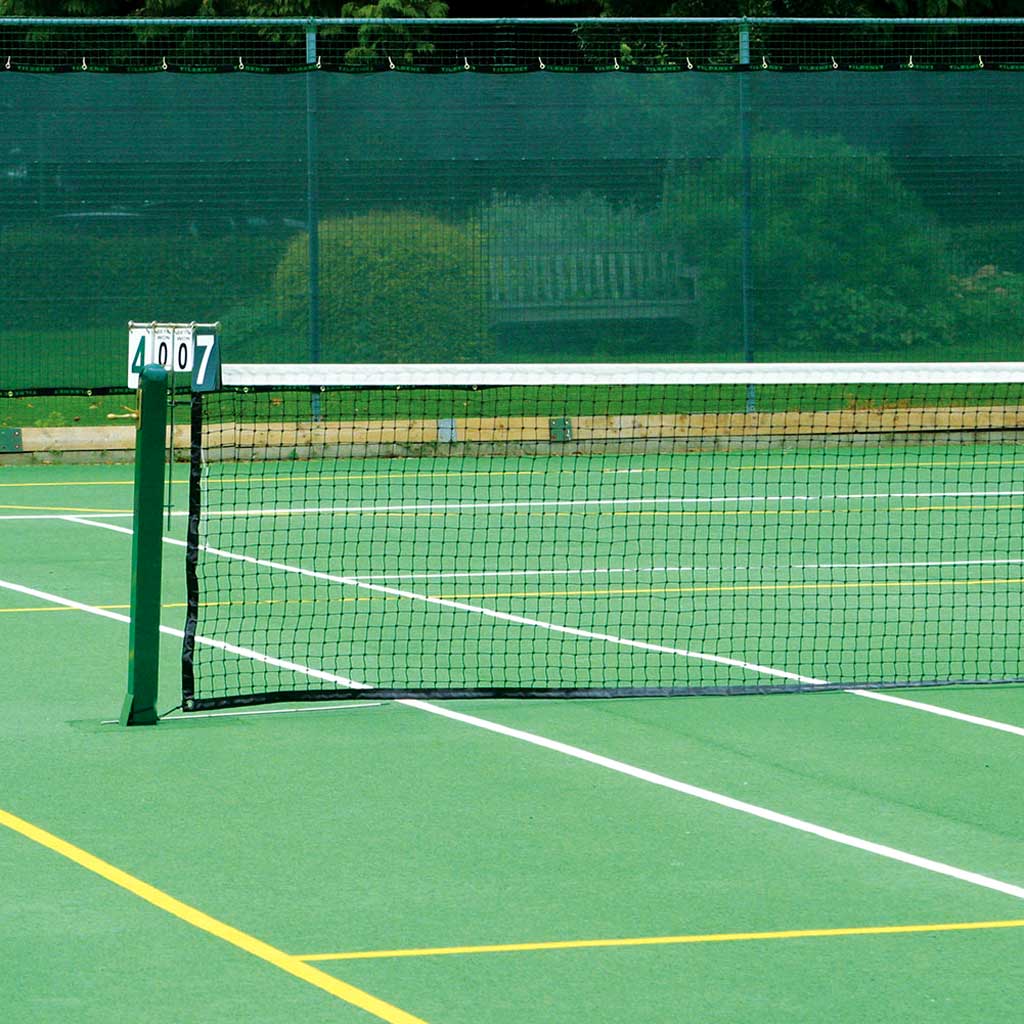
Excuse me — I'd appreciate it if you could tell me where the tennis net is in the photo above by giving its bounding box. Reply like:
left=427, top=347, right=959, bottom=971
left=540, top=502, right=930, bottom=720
left=181, top=361, right=1024, bottom=709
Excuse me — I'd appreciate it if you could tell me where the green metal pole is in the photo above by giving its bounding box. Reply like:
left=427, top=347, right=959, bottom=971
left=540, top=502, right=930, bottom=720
left=120, top=364, right=168, bottom=726
left=739, top=22, right=756, bottom=413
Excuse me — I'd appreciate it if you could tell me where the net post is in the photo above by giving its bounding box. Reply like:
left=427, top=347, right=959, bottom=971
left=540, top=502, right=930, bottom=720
left=120, top=364, right=169, bottom=727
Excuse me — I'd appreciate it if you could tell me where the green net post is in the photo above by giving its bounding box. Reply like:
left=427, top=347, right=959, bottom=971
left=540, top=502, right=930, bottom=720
left=120, top=364, right=168, bottom=726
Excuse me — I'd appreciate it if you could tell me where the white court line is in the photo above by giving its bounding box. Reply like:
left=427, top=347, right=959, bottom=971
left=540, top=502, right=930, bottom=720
left=23, top=518, right=1024, bottom=582
left=403, top=700, right=1024, bottom=902
left=63, top=516, right=1024, bottom=734
left=2, top=572, right=1023, bottom=907
left=64, top=516, right=826, bottom=689
left=131, top=487, right=1024, bottom=518
left=349, top=558, right=1024, bottom=583
left=0, top=576, right=367, bottom=692
left=104, top=703, right=383, bottom=724
left=65, top=515, right=1024, bottom=711
left=849, top=690, right=1024, bottom=737
left=20, top=515, right=1024, bottom=584
left=6, top=487, right=1023, bottom=523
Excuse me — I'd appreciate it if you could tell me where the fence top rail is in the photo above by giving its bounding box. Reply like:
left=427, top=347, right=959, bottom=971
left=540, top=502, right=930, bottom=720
left=3, top=16, right=1024, bottom=27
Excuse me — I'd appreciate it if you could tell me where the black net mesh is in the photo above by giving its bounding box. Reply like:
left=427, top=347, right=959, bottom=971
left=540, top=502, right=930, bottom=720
left=181, top=369, right=1024, bottom=708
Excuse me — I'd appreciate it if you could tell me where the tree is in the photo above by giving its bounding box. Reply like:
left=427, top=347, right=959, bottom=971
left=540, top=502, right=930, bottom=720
left=274, top=211, right=492, bottom=362
left=660, top=132, right=955, bottom=355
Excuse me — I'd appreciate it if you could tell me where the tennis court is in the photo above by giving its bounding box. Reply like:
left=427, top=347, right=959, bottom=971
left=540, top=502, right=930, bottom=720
left=3, top=392, right=1024, bottom=1022
left=4, top=14, right=1024, bottom=1021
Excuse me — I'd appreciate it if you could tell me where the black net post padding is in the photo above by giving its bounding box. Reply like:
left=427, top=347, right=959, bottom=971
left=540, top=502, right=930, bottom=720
left=180, top=391, right=204, bottom=712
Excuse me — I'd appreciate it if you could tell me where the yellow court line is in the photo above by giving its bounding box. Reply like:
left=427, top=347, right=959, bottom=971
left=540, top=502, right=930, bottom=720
left=209, top=468, right=555, bottom=484
left=729, top=457, right=1024, bottom=473
left=298, top=918, right=1024, bottom=962
left=0, top=808, right=429, bottom=1024
left=0, top=504, right=130, bottom=514
left=8, top=575, right=1022, bottom=616
left=0, top=480, right=136, bottom=489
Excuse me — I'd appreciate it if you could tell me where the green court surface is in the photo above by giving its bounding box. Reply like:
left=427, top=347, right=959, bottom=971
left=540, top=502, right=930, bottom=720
left=2, top=459, right=1023, bottom=1023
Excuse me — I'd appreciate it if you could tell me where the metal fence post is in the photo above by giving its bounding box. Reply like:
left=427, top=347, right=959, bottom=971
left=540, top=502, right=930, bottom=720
left=306, top=19, right=321, bottom=368
left=739, top=20, right=756, bottom=412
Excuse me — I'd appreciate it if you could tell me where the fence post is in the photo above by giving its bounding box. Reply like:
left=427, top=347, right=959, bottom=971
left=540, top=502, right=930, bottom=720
left=306, top=19, right=321, bottom=368
left=738, top=20, right=756, bottom=412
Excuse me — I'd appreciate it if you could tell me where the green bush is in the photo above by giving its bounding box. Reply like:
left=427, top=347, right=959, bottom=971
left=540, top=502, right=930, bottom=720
left=949, top=223, right=1024, bottom=276
left=660, top=133, right=957, bottom=356
left=273, top=210, right=492, bottom=362
left=0, top=223, right=282, bottom=331
left=947, top=265, right=1024, bottom=357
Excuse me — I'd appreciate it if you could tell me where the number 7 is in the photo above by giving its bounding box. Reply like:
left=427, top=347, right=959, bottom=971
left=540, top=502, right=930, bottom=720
left=192, top=331, right=220, bottom=392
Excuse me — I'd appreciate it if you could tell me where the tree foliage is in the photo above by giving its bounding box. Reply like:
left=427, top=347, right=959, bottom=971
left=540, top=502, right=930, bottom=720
left=274, top=211, right=492, bottom=362
left=3, top=0, right=1022, bottom=18
left=660, top=132, right=955, bottom=354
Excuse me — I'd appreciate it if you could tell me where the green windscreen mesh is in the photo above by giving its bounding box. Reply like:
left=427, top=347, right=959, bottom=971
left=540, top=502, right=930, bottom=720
left=2, top=67, right=1024, bottom=395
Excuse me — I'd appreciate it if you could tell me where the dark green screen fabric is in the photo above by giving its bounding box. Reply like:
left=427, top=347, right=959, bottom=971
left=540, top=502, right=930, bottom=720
left=2, top=72, right=1023, bottom=393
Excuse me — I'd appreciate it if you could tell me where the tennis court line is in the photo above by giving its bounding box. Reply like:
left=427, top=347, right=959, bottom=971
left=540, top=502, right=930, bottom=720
left=402, top=699, right=1024, bottom=903
left=57, top=518, right=1024, bottom=737
left=3, top=571, right=1024, bottom=905
left=60, top=515, right=825, bottom=688
left=0, top=576, right=367, bottom=691
left=129, top=487, right=1024, bottom=517
left=6, top=561, right=1021, bottom=744
left=606, top=457, right=1024, bottom=475
left=9, top=486, right=1024, bottom=522
left=848, top=690, right=1024, bottom=737
left=8, top=485, right=1024, bottom=520
left=0, top=501, right=125, bottom=512
left=298, top=917, right=1024, bottom=961
left=8, top=571, right=1024, bottom=616
left=0, top=807, right=428, bottom=1024
left=63, top=516, right=1024, bottom=708
left=349, top=557, right=1024, bottom=582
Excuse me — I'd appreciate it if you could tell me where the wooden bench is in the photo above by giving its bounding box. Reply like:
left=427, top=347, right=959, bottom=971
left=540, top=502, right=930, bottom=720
left=490, top=250, right=698, bottom=323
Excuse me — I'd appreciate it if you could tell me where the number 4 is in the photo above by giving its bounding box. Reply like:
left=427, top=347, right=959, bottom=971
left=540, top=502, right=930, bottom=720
left=131, top=338, right=146, bottom=375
